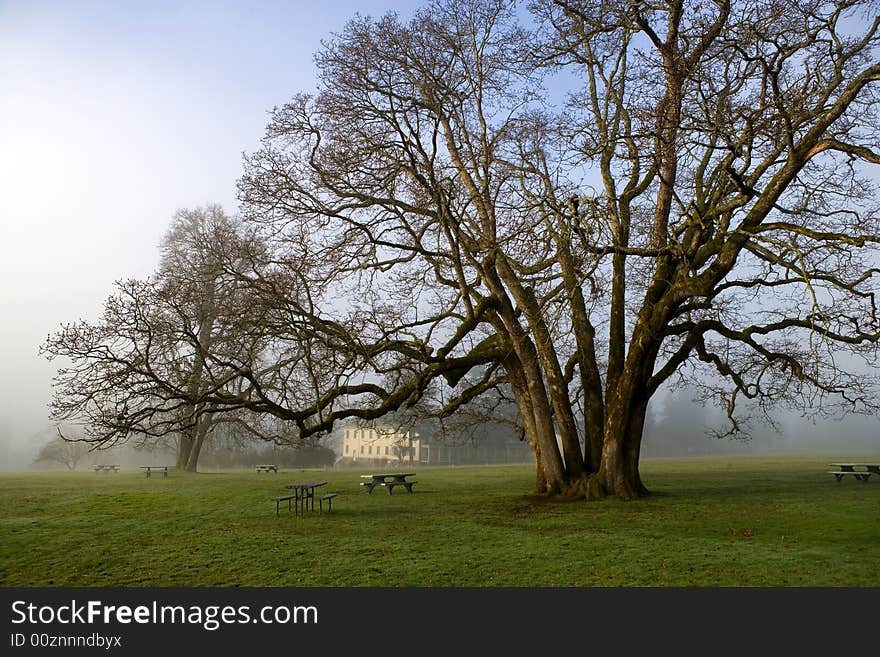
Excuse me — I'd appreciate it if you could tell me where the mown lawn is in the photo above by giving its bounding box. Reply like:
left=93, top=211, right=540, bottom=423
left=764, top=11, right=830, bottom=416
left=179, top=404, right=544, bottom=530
left=1, top=456, right=878, bottom=586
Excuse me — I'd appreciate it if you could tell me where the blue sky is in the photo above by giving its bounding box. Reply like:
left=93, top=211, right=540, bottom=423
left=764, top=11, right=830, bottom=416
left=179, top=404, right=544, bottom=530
left=0, top=0, right=422, bottom=448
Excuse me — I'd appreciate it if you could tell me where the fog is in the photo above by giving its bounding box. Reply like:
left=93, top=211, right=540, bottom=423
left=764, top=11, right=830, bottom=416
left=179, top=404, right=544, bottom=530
left=1, top=1, right=877, bottom=472
left=641, top=391, right=880, bottom=459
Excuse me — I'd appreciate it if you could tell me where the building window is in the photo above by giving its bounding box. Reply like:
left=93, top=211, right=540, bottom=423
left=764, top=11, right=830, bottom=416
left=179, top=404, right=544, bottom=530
left=360, top=445, right=364, bottom=454
left=385, top=446, right=389, bottom=455
left=368, top=445, right=372, bottom=454
left=345, top=445, right=349, bottom=454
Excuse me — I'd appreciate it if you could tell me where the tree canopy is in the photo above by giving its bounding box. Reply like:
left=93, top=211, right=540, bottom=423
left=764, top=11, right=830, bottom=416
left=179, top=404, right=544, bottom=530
left=44, top=0, right=880, bottom=497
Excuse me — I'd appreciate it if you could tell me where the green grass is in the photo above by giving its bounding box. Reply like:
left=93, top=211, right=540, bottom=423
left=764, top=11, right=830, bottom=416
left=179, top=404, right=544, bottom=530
left=1, top=456, right=878, bottom=586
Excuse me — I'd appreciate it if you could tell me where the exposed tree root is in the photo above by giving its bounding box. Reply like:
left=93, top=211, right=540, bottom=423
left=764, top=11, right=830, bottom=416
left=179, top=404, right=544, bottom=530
left=556, top=474, right=605, bottom=501
left=551, top=473, right=651, bottom=501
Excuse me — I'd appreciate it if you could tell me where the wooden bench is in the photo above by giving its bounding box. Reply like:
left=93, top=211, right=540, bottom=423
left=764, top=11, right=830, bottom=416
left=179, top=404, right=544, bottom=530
left=828, top=470, right=873, bottom=482
left=272, top=494, right=298, bottom=516
left=255, top=464, right=278, bottom=473
left=380, top=481, right=416, bottom=495
left=318, top=493, right=338, bottom=513
left=93, top=464, right=120, bottom=473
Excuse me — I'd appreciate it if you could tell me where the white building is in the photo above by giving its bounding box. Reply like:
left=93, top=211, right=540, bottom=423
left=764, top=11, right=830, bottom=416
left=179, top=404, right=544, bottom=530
left=340, top=425, right=421, bottom=465
left=338, top=419, right=534, bottom=467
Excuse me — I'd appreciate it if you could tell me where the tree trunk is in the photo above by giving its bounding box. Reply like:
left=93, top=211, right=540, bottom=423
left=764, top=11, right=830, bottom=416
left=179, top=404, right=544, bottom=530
left=184, top=414, right=213, bottom=472
left=624, top=396, right=650, bottom=497
left=505, top=350, right=551, bottom=493
left=176, top=432, right=194, bottom=469
left=557, top=227, right=605, bottom=473
left=519, top=353, right=566, bottom=493
left=504, top=346, right=548, bottom=493
left=597, top=413, right=644, bottom=500
left=178, top=276, right=216, bottom=474
left=495, top=317, right=566, bottom=491
left=495, top=255, right=585, bottom=479
left=606, top=252, right=627, bottom=397
left=592, top=311, right=666, bottom=499
left=184, top=431, right=204, bottom=472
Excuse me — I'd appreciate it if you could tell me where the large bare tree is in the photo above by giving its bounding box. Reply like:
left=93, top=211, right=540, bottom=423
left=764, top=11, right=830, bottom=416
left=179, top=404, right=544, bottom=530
left=231, top=0, right=880, bottom=498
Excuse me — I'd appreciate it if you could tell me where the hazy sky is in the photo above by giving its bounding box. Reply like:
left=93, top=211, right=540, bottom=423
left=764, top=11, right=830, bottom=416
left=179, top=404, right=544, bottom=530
left=0, top=0, right=421, bottom=446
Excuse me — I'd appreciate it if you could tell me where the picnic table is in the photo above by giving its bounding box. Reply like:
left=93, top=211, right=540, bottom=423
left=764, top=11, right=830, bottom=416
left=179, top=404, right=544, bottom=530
left=255, top=464, right=278, bottom=473
left=139, top=466, right=170, bottom=478
left=828, top=463, right=879, bottom=482
left=93, top=464, right=120, bottom=473
left=360, top=472, right=417, bottom=495
left=274, top=480, right=328, bottom=516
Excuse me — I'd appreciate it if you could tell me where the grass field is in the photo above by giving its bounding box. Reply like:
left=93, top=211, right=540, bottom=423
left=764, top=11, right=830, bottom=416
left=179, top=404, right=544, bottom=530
left=1, top=456, right=878, bottom=586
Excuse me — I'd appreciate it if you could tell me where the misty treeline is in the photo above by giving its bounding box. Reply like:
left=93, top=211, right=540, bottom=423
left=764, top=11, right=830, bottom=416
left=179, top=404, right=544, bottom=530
left=43, top=0, right=880, bottom=497
left=29, top=424, right=335, bottom=471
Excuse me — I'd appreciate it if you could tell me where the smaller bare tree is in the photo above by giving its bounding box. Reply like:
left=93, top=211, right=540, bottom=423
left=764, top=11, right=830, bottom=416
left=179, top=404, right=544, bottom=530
left=41, top=205, right=277, bottom=472
left=34, top=431, right=91, bottom=470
